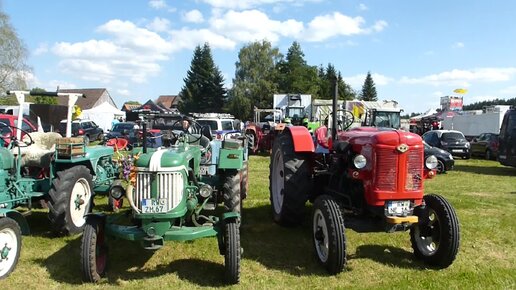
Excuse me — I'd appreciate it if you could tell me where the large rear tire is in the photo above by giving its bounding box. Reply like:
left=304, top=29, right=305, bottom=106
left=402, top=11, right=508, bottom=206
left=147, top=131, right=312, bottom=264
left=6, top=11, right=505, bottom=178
left=269, top=131, right=312, bottom=226
left=410, top=194, right=460, bottom=268
left=224, top=220, right=240, bottom=284
left=48, top=165, right=94, bottom=235
left=312, top=195, right=346, bottom=275
left=0, top=218, right=21, bottom=280
left=81, top=217, right=108, bottom=283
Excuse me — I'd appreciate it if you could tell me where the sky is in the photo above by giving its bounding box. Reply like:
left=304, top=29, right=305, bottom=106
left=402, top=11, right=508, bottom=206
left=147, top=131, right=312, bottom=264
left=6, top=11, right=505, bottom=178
left=3, top=0, right=516, bottom=114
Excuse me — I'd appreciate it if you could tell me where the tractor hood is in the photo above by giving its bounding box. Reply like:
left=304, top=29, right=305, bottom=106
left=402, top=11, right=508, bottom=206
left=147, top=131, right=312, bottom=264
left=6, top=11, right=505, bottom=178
left=337, top=127, right=422, bottom=148
left=135, top=146, right=201, bottom=170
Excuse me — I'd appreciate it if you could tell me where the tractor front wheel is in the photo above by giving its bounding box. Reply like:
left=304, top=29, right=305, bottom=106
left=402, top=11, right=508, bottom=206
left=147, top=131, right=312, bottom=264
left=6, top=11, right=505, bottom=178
left=0, top=218, right=21, bottom=280
left=312, top=195, right=346, bottom=275
left=48, top=165, right=94, bottom=235
left=410, top=194, right=460, bottom=268
left=223, top=170, right=242, bottom=217
left=81, top=217, right=108, bottom=282
left=269, top=132, right=311, bottom=226
left=224, top=220, right=241, bottom=284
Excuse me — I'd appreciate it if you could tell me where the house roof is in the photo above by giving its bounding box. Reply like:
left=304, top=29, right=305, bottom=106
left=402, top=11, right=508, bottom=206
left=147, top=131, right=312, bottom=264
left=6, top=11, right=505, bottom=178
left=156, top=95, right=181, bottom=108
left=121, top=103, right=141, bottom=111
left=57, top=88, right=109, bottom=110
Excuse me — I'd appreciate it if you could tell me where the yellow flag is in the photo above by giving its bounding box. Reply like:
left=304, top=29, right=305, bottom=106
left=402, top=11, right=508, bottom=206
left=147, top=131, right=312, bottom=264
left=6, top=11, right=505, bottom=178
left=453, top=88, right=468, bottom=94
left=72, top=105, right=82, bottom=119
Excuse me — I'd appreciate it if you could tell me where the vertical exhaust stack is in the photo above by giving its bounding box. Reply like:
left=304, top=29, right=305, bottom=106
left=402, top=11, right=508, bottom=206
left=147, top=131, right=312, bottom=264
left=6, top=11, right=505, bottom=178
left=142, top=121, right=147, bottom=154
left=332, top=77, right=338, bottom=141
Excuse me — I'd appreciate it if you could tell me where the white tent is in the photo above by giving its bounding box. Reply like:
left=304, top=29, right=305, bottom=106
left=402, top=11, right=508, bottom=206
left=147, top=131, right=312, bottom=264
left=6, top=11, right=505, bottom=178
left=410, top=108, right=438, bottom=122
left=80, top=102, right=125, bottom=131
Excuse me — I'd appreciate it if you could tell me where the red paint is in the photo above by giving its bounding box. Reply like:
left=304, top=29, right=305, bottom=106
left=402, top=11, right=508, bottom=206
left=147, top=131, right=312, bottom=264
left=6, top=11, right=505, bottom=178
left=288, top=126, right=315, bottom=152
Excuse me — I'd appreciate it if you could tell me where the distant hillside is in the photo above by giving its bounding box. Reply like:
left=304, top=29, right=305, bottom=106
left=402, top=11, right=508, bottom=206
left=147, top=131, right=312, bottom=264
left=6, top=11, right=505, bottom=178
left=463, top=97, right=515, bottom=110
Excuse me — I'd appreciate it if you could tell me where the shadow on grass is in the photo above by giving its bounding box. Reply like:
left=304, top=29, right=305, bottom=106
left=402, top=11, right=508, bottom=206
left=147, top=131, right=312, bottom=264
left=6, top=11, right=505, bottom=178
left=349, top=244, right=427, bottom=270
left=453, top=164, right=516, bottom=176
left=240, top=204, right=329, bottom=277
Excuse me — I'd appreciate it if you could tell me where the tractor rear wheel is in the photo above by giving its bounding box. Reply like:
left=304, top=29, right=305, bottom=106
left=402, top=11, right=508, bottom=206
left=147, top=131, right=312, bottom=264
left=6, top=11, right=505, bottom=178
left=269, top=131, right=311, bottom=226
left=312, top=195, right=346, bottom=275
left=81, top=217, right=108, bottom=282
left=224, top=220, right=240, bottom=284
left=223, top=170, right=241, bottom=217
left=0, top=218, right=21, bottom=279
left=48, top=165, right=94, bottom=235
left=410, top=194, right=460, bottom=268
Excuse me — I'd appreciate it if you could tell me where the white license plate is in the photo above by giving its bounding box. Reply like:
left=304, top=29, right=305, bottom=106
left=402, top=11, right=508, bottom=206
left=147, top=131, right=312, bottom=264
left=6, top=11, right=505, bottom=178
left=141, top=198, right=168, bottom=213
left=387, top=200, right=410, bottom=215
left=263, top=130, right=270, bottom=134
left=452, top=149, right=463, bottom=153
left=200, top=166, right=210, bottom=175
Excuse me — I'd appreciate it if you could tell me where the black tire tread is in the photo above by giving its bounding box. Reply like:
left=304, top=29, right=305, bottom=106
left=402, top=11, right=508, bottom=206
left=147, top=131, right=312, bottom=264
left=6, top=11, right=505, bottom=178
left=80, top=218, right=106, bottom=282
left=224, top=221, right=240, bottom=284
left=223, top=170, right=241, bottom=215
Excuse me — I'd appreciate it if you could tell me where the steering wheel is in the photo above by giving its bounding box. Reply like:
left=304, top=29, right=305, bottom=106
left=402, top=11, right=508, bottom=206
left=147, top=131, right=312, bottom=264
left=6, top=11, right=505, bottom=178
left=0, top=123, right=34, bottom=147
left=338, top=110, right=354, bottom=131
left=170, top=119, right=204, bottom=144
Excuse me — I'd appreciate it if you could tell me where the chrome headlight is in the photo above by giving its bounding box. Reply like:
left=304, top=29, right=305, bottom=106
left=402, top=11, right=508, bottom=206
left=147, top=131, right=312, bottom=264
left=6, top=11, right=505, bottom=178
left=465, top=142, right=470, bottom=148
left=353, top=154, right=367, bottom=169
left=425, top=155, right=438, bottom=169
left=110, top=185, right=125, bottom=199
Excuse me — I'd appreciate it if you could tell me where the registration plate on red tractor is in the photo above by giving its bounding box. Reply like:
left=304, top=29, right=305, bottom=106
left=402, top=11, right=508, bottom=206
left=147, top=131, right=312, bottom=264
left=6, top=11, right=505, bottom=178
left=142, top=198, right=168, bottom=213
left=386, top=200, right=410, bottom=216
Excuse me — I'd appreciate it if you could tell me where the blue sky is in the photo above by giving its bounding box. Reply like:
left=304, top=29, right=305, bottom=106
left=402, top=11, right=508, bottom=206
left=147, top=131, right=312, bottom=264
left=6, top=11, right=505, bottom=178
left=4, top=0, right=516, bottom=114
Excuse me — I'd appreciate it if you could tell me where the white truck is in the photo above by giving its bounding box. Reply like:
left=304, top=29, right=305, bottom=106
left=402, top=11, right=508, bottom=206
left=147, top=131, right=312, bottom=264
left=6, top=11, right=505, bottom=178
left=441, top=105, right=510, bottom=139
left=344, top=99, right=403, bottom=129
left=273, top=94, right=312, bottom=125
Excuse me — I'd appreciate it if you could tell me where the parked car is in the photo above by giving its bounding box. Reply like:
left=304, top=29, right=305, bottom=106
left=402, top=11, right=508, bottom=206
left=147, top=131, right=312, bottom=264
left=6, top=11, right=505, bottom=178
left=103, top=122, right=138, bottom=148
left=194, top=113, right=241, bottom=139
left=58, top=119, right=103, bottom=144
left=470, top=133, right=499, bottom=160
left=422, top=129, right=471, bottom=159
left=0, top=114, right=37, bottom=145
left=424, top=141, right=454, bottom=173
left=498, top=108, right=516, bottom=167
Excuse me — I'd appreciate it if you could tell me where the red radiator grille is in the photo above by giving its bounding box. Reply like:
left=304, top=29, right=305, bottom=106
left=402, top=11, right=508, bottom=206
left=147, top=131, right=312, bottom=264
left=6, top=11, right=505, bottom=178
left=405, top=148, right=423, bottom=191
left=375, top=147, right=397, bottom=191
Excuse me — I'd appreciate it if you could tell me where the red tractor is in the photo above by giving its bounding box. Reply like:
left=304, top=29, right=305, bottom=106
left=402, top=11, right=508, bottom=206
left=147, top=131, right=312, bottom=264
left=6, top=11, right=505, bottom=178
left=269, top=86, right=460, bottom=274
left=245, top=108, right=283, bottom=154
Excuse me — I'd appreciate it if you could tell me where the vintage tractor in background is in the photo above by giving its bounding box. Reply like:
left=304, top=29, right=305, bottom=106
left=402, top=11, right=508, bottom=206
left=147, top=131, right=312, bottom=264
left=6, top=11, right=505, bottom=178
left=269, top=83, right=460, bottom=274
left=81, top=113, right=247, bottom=284
left=0, top=90, right=118, bottom=279
left=245, top=108, right=282, bottom=154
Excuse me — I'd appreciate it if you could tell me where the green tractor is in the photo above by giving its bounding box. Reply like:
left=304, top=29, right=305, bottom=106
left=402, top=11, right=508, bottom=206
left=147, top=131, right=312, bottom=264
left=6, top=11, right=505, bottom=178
left=0, top=90, right=118, bottom=279
left=81, top=114, right=247, bottom=284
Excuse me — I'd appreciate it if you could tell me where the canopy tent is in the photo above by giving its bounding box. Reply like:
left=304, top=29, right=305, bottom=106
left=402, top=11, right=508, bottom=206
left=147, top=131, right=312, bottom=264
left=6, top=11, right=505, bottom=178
left=409, top=108, right=438, bottom=123
left=80, top=102, right=125, bottom=131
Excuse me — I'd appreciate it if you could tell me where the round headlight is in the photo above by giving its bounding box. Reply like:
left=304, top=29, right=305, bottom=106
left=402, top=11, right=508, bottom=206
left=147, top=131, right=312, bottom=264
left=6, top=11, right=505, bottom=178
left=110, top=185, right=125, bottom=199
left=199, top=184, right=213, bottom=198
left=465, top=142, right=470, bottom=148
left=353, top=154, right=367, bottom=169
left=425, top=155, right=438, bottom=169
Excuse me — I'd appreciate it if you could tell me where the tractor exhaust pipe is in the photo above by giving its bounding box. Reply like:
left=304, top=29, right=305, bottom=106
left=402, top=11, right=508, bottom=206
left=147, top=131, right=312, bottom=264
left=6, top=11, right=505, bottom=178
left=332, top=77, right=338, bottom=141
left=142, top=121, right=147, bottom=154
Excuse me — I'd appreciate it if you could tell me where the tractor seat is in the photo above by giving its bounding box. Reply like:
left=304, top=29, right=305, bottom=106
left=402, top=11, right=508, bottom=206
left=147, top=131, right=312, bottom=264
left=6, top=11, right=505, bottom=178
left=17, top=132, right=62, bottom=168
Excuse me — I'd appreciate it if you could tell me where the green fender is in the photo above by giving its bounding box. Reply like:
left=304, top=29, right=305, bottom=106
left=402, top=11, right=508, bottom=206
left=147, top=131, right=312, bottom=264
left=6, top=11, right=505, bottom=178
left=221, top=211, right=240, bottom=221
left=0, top=209, right=30, bottom=235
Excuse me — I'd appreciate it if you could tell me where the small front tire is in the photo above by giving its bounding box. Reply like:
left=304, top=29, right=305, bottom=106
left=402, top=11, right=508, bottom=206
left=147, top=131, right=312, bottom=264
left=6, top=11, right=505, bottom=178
left=0, top=218, right=22, bottom=280
left=224, top=220, right=241, bottom=284
left=410, top=194, right=460, bottom=268
left=312, top=195, right=346, bottom=275
left=81, top=217, right=108, bottom=283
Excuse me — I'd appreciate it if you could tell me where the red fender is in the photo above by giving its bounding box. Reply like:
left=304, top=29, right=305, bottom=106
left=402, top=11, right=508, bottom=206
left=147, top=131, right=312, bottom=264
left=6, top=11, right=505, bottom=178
left=286, top=126, right=315, bottom=153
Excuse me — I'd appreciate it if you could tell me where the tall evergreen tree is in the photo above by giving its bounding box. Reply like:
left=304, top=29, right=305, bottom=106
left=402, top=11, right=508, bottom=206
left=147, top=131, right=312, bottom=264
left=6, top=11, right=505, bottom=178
left=276, top=41, right=319, bottom=95
left=228, top=40, right=281, bottom=120
left=179, top=43, right=226, bottom=113
left=360, top=71, right=378, bottom=101
left=317, top=63, right=355, bottom=100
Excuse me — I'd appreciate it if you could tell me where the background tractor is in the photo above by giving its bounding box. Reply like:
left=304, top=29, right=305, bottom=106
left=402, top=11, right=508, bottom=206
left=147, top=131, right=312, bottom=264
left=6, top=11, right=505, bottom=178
left=269, top=83, right=460, bottom=274
left=81, top=112, right=247, bottom=284
left=0, top=90, right=118, bottom=279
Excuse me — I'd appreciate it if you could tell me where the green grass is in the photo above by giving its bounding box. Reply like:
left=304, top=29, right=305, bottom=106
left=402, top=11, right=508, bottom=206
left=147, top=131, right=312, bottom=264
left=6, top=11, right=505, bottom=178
left=4, top=156, right=516, bottom=289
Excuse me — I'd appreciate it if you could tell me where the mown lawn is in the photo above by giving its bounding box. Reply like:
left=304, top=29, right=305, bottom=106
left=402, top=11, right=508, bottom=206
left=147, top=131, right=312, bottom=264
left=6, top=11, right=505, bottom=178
left=4, top=156, right=516, bottom=289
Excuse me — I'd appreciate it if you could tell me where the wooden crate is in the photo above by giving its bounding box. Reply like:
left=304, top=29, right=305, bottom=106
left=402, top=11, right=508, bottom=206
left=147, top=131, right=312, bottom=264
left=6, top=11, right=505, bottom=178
left=56, top=137, right=85, bottom=156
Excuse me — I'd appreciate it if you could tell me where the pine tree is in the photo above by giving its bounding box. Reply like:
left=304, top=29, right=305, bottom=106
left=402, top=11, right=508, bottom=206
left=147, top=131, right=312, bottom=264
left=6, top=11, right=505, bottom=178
left=276, top=41, right=319, bottom=95
left=179, top=43, right=226, bottom=113
left=360, top=71, right=378, bottom=101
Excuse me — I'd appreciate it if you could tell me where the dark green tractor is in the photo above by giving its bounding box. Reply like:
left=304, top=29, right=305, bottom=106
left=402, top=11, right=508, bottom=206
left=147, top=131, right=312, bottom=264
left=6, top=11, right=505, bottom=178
left=81, top=116, right=247, bottom=284
left=0, top=91, right=118, bottom=279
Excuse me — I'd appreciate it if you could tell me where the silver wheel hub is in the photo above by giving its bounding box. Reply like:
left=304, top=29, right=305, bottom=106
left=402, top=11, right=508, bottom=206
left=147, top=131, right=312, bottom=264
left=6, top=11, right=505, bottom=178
left=313, top=209, right=329, bottom=263
left=414, top=209, right=440, bottom=256
left=70, top=177, right=91, bottom=228
left=0, top=227, right=18, bottom=277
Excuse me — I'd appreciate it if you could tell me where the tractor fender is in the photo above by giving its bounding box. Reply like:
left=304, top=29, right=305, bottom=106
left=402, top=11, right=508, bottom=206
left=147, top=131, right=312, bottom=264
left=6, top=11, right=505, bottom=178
left=221, top=211, right=240, bottom=222
left=0, top=209, right=30, bottom=235
left=84, top=212, right=107, bottom=223
left=284, top=126, right=315, bottom=153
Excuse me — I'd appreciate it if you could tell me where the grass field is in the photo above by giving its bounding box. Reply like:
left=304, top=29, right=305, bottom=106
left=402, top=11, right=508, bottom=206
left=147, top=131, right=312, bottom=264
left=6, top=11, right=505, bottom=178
left=3, top=156, right=516, bottom=289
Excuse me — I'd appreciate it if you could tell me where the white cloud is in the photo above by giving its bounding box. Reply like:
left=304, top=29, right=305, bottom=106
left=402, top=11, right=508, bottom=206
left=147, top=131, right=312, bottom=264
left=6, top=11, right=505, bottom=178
left=33, top=43, right=49, bottom=55
left=210, top=9, right=303, bottom=43
left=342, top=73, right=393, bottom=87
left=358, top=3, right=368, bottom=11
left=117, top=89, right=131, bottom=96
left=400, top=68, right=516, bottom=86
left=146, top=17, right=171, bottom=32
left=453, top=42, right=464, bottom=48
left=303, top=12, right=387, bottom=42
left=183, top=9, right=204, bottom=23
left=169, top=28, right=236, bottom=50
left=149, top=0, right=167, bottom=9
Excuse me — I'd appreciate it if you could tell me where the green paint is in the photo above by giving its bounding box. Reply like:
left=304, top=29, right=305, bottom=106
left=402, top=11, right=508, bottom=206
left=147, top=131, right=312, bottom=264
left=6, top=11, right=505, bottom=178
left=218, top=149, right=243, bottom=169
